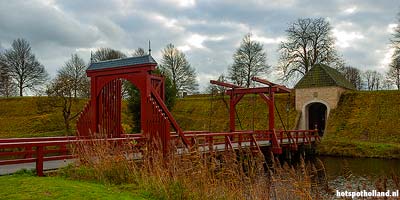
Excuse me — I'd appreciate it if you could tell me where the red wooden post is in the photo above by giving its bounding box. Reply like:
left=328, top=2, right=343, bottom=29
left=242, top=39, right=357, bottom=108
left=164, top=117, right=170, bottom=156
left=36, top=146, right=44, bottom=176
left=268, top=91, right=275, bottom=131
left=90, top=76, right=98, bottom=135
left=229, top=94, right=235, bottom=132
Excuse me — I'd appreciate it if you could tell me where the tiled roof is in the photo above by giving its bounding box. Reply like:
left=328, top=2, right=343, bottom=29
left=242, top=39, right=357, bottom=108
left=294, top=64, right=356, bottom=90
left=87, top=55, right=157, bottom=71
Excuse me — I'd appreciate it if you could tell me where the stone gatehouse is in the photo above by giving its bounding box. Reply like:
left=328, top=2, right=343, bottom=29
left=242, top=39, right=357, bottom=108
left=294, top=64, right=355, bottom=136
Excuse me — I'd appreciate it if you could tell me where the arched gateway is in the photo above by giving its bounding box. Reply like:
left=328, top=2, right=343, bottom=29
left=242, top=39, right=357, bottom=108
left=295, top=64, right=355, bottom=136
left=76, top=55, right=190, bottom=152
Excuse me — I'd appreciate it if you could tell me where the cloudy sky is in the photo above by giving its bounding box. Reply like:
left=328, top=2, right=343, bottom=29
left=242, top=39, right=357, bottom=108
left=0, top=0, right=399, bottom=91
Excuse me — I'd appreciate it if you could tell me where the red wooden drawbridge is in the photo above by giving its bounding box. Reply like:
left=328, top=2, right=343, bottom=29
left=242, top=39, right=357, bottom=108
left=76, top=55, right=320, bottom=154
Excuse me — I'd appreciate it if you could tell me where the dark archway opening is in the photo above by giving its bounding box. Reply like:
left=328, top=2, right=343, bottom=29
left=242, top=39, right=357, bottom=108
left=124, top=80, right=141, bottom=134
left=308, top=103, right=327, bottom=136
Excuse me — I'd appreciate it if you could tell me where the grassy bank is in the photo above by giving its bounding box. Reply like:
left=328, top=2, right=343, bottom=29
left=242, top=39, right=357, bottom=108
left=0, top=97, right=87, bottom=138
left=0, top=174, right=145, bottom=199
left=0, top=97, right=133, bottom=138
left=319, top=90, right=400, bottom=158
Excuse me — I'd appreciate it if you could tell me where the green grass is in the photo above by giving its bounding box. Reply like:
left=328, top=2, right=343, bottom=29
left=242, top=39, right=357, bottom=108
left=0, top=97, right=133, bottom=138
left=0, top=174, right=147, bottom=200
left=319, top=90, right=400, bottom=158
left=0, top=97, right=87, bottom=138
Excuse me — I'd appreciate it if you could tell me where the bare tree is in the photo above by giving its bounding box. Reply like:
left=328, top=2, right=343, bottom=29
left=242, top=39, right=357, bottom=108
left=391, top=13, right=400, bottom=53
left=279, top=18, right=338, bottom=82
left=363, top=70, right=383, bottom=90
left=0, top=38, right=48, bottom=96
left=43, top=54, right=89, bottom=133
left=160, top=43, right=198, bottom=95
left=339, top=66, right=362, bottom=90
left=58, top=54, right=89, bottom=98
left=133, top=47, right=146, bottom=56
left=229, top=33, right=269, bottom=88
left=387, top=52, right=400, bottom=90
left=388, top=12, right=400, bottom=89
left=92, top=47, right=126, bottom=62
left=381, top=78, right=394, bottom=90
left=46, top=76, right=79, bottom=133
left=46, top=55, right=90, bottom=132
left=0, top=63, right=16, bottom=97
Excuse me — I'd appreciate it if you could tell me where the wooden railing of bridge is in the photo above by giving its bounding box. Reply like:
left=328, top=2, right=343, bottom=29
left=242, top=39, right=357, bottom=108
left=0, top=130, right=319, bottom=176
left=0, top=136, right=144, bottom=176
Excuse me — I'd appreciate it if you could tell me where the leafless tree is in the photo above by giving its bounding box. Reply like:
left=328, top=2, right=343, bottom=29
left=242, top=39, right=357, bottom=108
left=0, top=62, right=16, bottom=97
left=229, top=33, right=269, bottom=88
left=278, top=18, right=339, bottom=82
left=92, top=47, right=126, bottom=62
left=160, top=43, right=198, bottom=95
left=387, top=51, right=400, bottom=90
left=0, top=38, right=48, bottom=96
left=381, top=78, right=394, bottom=90
left=363, top=70, right=383, bottom=90
left=58, top=54, right=89, bottom=98
left=391, top=13, right=400, bottom=53
left=45, top=54, right=91, bottom=132
left=339, top=66, right=362, bottom=90
left=46, top=75, right=80, bottom=133
left=133, top=47, right=146, bottom=56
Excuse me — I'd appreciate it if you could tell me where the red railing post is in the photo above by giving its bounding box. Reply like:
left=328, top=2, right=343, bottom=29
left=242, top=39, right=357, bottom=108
left=36, top=146, right=44, bottom=176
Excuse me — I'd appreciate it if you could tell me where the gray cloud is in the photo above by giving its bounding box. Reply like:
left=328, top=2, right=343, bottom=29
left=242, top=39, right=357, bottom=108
left=0, top=0, right=399, bottom=91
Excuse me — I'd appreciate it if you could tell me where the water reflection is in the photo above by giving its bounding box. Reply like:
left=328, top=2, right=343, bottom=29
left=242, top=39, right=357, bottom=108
left=319, top=156, right=400, bottom=180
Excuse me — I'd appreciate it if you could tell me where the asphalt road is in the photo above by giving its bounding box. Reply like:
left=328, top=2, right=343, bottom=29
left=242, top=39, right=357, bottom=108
left=0, top=159, right=75, bottom=175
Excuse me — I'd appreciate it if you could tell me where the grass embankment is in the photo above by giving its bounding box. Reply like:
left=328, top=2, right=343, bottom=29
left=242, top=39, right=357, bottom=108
left=319, top=90, right=400, bottom=158
left=0, top=97, right=87, bottom=138
left=0, top=173, right=145, bottom=199
left=0, top=97, right=133, bottom=138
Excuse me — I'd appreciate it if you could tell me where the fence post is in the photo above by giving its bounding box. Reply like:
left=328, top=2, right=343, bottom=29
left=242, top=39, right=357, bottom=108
left=36, top=146, right=44, bottom=176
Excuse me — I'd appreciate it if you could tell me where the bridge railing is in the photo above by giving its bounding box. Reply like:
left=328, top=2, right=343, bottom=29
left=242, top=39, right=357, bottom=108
left=174, top=129, right=319, bottom=153
left=0, top=138, right=75, bottom=176
left=0, top=136, right=145, bottom=176
left=275, top=129, right=320, bottom=149
left=178, top=130, right=272, bottom=153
